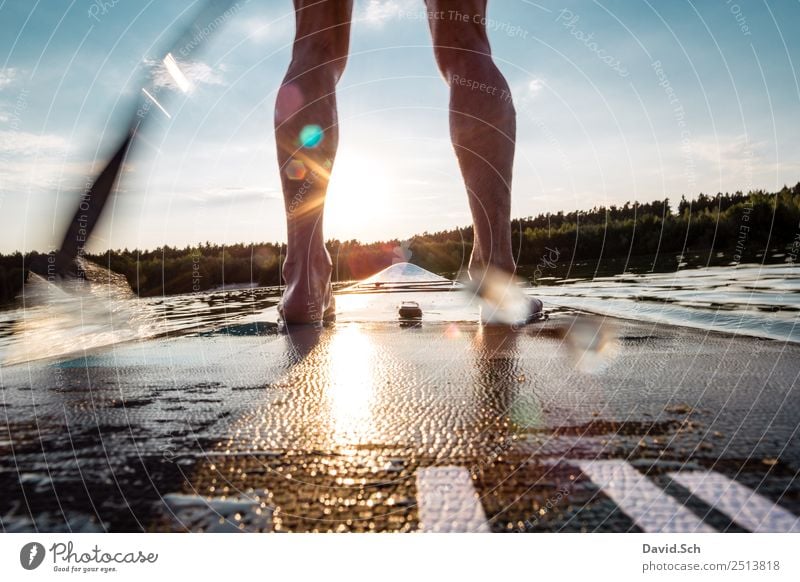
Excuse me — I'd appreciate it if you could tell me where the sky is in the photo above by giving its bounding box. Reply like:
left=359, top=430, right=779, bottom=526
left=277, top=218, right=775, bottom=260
left=0, top=0, right=799, bottom=253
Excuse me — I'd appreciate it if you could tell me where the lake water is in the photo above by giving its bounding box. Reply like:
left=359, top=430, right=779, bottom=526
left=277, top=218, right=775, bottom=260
left=1, top=258, right=798, bottom=365
left=532, top=262, right=799, bottom=343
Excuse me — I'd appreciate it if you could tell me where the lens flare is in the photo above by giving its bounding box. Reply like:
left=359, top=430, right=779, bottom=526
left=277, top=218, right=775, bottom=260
left=563, top=316, right=618, bottom=374
left=275, top=83, right=304, bottom=122
left=163, top=53, right=192, bottom=93
left=285, top=159, right=307, bottom=180
left=298, top=124, right=324, bottom=148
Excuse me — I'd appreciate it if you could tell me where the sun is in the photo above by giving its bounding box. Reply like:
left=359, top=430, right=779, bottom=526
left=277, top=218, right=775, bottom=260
left=323, top=149, right=399, bottom=239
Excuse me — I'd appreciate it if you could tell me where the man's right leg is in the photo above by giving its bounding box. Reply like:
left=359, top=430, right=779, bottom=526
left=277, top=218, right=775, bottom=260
left=275, top=0, right=352, bottom=324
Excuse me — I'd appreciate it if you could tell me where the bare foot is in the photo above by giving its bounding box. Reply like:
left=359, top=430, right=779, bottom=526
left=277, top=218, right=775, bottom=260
left=466, top=262, right=544, bottom=326
left=278, top=251, right=336, bottom=327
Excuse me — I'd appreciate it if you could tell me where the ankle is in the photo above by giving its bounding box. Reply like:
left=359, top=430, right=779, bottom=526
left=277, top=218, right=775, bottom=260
left=282, top=250, right=332, bottom=282
left=469, top=253, right=515, bottom=278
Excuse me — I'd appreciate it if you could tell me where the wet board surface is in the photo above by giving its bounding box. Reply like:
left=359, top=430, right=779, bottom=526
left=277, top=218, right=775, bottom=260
left=1, top=265, right=799, bottom=533
left=2, top=318, right=799, bottom=532
left=244, top=262, right=478, bottom=325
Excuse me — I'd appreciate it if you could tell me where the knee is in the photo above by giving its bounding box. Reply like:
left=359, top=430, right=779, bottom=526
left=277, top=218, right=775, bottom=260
left=288, top=30, right=349, bottom=85
left=431, top=28, right=492, bottom=82
left=276, top=34, right=348, bottom=127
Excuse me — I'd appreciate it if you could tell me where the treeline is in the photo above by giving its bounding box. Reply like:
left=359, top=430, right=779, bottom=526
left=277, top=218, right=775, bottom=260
left=1, top=183, right=798, bottom=301
left=0, top=253, right=27, bottom=306
left=397, top=184, right=800, bottom=277
left=509, top=185, right=800, bottom=267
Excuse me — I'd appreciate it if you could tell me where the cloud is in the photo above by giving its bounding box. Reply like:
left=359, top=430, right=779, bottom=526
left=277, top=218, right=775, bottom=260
left=237, top=17, right=273, bottom=43
left=0, top=68, right=16, bottom=90
left=183, top=185, right=281, bottom=205
left=689, top=134, right=793, bottom=191
left=359, top=0, right=416, bottom=27
left=0, top=130, right=67, bottom=155
left=692, top=134, right=765, bottom=176
left=527, top=78, right=545, bottom=97
left=227, top=8, right=295, bottom=46
left=693, top=134, right=767, bottom=164
left=0, top=131, right=74, bottom=196
left=148, top=58, right=227, bottom=92
left=0, top=159, right=92, bottom=196
left=512, top=77, right=546, bottom=110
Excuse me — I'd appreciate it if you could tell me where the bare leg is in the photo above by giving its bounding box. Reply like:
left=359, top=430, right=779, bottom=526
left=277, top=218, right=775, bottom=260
left=275, top=0, right=352, bottom=324
left=426, top=0, right=516, bottom=275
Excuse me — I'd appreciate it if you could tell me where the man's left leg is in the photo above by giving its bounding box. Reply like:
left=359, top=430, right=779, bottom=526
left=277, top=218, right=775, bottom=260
left=425, top=0, right=516, bottom=276
left=426, top=0, right=543, bottom=323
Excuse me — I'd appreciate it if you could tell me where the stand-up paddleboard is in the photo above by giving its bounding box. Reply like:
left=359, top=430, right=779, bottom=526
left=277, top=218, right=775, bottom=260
left=264, top=262, right=474, bottom=325
left=246, top=262, right=540, bottom=326
left=335, top=262, right=473, bottom=324
left=2, top=260, right=799, bottom=533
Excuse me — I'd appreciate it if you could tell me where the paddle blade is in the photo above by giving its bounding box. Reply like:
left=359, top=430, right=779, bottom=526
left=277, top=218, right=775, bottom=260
left=54, top=132, right=134, bottom=275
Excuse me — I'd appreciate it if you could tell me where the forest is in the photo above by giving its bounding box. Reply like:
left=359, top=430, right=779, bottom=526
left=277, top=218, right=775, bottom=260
left=1, top=183, right=798, bottom=302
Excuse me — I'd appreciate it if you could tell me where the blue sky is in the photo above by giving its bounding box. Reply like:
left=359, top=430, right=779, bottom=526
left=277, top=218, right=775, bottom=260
left=1, top=0, right=798, bottom=253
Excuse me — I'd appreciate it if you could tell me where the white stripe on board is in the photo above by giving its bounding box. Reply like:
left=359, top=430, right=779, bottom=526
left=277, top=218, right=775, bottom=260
left=416, top=466, right=490, bottom=533
left=163, top=492, right=273, bottom=533
left=669, top=471, right=800, bottom=533
left=579, top=461, right=714, bottom=533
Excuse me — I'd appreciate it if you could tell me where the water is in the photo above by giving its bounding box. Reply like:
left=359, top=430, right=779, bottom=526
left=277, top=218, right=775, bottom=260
left=1, top=257, right=798, bottom=365
left=0, top=261, right=282, bottom=365
left=531, top=262, right=800, bottom=343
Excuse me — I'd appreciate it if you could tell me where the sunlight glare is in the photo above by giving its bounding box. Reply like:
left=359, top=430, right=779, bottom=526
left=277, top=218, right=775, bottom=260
left=325, top=325, right=377, bottom=444
left=325, top=150, right=399, bottom=235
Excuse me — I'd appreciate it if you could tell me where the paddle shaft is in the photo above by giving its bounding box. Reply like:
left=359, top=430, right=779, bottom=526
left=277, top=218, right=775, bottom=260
left=55, top=0, right=238, bottom=274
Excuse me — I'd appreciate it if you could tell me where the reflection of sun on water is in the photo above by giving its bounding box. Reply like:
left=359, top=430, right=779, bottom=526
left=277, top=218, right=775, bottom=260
left=325, top=325, right=377, bottom=445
